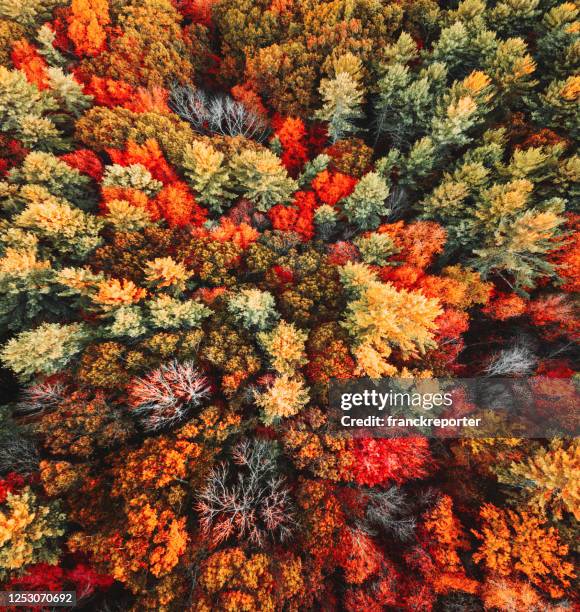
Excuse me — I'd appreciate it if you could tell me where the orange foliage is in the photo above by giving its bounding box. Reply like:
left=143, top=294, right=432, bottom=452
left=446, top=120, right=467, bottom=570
left=84, top=75, right=135, bottom=107
left=421, top=495, right=478, bottom=595
left=11, top=40, right=49, bottom=90
left=108, top=139, right=179, bottom=184
left=550, top=213, right=580, bottom=293
left=151, top=182, right=208, bottom=228
left=377, top=221, right=447, bottom=269
left=311, top=170, right=357, bottom=206
left=473, top=504, right=575, bottom=598
left=211, top=219, right=259, bottom=249
left=100, top=185, right=150, bottom=215
left=67, top=0, right=110, bottom=58
left=193, top=548, right=304, bottom=611
left=483, top=292, right=527, bottom=321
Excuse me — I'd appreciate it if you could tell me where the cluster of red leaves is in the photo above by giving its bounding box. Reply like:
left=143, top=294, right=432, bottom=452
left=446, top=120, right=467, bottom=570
left=83, top=77, right=171, bottom=113
left=269, top=190, right=318, bottom=241
left=9, top=562, right=113, bottom=598
left=11, top=40, right=49, bottom=90
left=0, top=472, right=26, bottom=503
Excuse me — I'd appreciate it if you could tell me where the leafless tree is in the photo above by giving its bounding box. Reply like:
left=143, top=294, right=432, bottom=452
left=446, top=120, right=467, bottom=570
left=196, top=439, right=295, bottom=546
left=0, top=436, right=39, bottom=476
left=484, top=338, right=537, bottom=377
left=15, top=379, right=67, bottom=415
left=364, top=487, right=416, bottom=541
left=170, top=85, right=270, bottom=142
left=128, top=360, right=210, bottom=431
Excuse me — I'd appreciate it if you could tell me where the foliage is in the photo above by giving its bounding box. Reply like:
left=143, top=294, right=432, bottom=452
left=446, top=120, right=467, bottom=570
left=0, top=0, right=577, bottom=608
left=0, top=486, right=65, bottom=579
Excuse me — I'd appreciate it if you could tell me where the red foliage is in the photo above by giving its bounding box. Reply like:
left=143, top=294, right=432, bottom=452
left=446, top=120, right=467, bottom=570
left=347, top=438, right=431, bottom=487
left=527, top=294, right=579, bottom=342
left=435, top=309, right=470, bottom=340
left=272, top=116, right=309, bottom=175
left=84, top=76, right=170, bottom=113
left=11, top=40, right=49, bottom=90
left=272, top=265, right=294, bottom=286
left=107, top=140, right=179, bottom=184
left=379, top=264, right=423, bottom=289
left=535, top=359, right=575, bottom=378
left=61, top=149, right=104, bottom=181
left=311, top=170, right=357, bottom=206
left=268, top=190, right=317, bottom=240
left=231, top=84, right=268, bottom=116
left=10, top=562, right=113, bottom=598
left=483, top=292, right=527, bottom=321
left=173, top=0, right=216, bottom=27
left=334, top=528, right=382, bottom=584
left=326, top=241, right=359, bottom=266
left=0, top=473, right=26, bottom=503
left=151, top=181, right=208, bottom=228
left=0, top=137, right=28, bottom=178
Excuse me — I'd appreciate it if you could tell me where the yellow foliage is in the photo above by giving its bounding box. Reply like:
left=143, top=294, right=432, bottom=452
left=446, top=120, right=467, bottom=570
left=341, top=263, right=442, bottom=376
left=507, top=439, right=580, bottom=520
left=144, top=256, right=190, bottom=290
left=0, top=487, right=64, bottom=578
left=258, top=320, right=308, bottom=374
left=254, top=374, right=310, bottom=422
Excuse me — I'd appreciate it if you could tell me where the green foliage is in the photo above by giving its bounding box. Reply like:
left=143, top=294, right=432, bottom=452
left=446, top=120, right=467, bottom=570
left=315, top=54, right=365, bottom=143
left=314, top=204, right=338, bottom=240
left=355, top=232, right=400, bottom=265
left=0, top=0, right=64, bottom=29
left=228, top=288, right=279, bottom=331
left=8, top=152, right=97, bottom=210
left=420, top=143, right=568, bottom=290
left=181, top=141, right=235, bottom=213
left=36, top=24, right=67, bottom=67
left=0, top=67, right=60, bottom=147
left=11, top=187, right=103, bottom=260
left=148, top=295, right=212, bottom=331
left=341, top=172, right=390, bottom=230
left=102, top=164, right=163, bottom=197
left=230, top=148, right=297, bottom=212
left=1, top=322, right=89, bottom=380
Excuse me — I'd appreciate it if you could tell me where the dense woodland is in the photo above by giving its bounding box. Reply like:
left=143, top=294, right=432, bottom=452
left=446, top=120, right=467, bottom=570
left=0, top=0, right=578, bottom=609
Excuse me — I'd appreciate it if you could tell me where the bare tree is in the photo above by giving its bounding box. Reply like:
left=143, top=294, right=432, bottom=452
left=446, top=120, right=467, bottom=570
left=128, top=360, right=210, bottom=431
left=15, top=379, right=67, bottom=415
left=484, top=338, right=537, bottom=377
left=364, top=487, right=416, bottom=541
left=196, top=439, right=295, bottom=546
left=170, top=85, right=270, bottom=142
left=0, top=436, right=39, bottom=476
